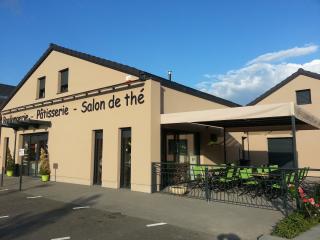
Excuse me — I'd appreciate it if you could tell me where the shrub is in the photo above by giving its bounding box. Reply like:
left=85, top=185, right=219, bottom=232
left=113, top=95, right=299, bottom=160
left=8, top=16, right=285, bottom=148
left=298, top=186, right=320, bottom=218
left=6, top=148, right=14, bottom=171
left=272, top=211, right=320, bottom=239
left=39, top=148, right=50, bottom=176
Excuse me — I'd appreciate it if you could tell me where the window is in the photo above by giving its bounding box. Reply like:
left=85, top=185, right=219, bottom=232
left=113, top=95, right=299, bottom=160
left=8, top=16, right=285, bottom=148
left=38, top=77, right=46, bottom=99
left=59, top=68, right=69, bottom=93
left=296, top=89, right=311, bottom=105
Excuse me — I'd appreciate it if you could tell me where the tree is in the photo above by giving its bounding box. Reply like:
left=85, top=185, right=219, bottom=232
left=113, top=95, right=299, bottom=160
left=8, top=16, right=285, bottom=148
left=39, top=148, right=50, bottom=175
left=6, top=148, right=14, bottom=171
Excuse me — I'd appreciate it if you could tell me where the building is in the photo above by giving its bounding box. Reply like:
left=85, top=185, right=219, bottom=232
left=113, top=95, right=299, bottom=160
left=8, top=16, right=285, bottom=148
left=0, top=83, right=15, bottom=172
left=247, top=69, right=320, bottom=170
left=0, top=83, right=15, bottom=107
left=0, top=44, right=319, bottom=193
left=0, top=44, right=239, bottom=193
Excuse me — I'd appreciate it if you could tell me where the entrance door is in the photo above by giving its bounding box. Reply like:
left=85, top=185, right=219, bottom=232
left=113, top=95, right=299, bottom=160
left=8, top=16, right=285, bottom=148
left=22, top=133, right=48, bottom=176
left=93, top=130, right=103, bottom=185
left=120, top=128, right=131, bottom=189
left=268, top=138, right=294, bottom=168
left=164, top=132, right=199, bottom=164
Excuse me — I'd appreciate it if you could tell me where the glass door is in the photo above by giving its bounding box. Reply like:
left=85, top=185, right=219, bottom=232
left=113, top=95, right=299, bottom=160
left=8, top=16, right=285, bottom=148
left=93, top=130, right=103, bottom=185
left=120, top=128, right=131, bottom=189
left=165, top=132, right=199, bottom=164
left=22, top=133, right=48, bottom=176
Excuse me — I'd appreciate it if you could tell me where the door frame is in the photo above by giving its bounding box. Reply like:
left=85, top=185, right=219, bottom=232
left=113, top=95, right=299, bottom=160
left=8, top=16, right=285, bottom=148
left=120, top=127, right=131, bottom=189
left=267, top=137, right=294, bottom=168
left=21, top=132, right=48, bottom=176
left=92, top=130, right=103, bottom=185
left=161, top=129, right=200, bottom=164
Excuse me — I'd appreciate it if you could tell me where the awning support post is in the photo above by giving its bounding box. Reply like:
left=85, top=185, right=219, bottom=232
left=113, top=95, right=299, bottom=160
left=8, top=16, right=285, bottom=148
left=223, top=128, right=227, bottom=164
left=291, top=115, right=300, bottom=209
left=291, top=116, right=298, bottom=169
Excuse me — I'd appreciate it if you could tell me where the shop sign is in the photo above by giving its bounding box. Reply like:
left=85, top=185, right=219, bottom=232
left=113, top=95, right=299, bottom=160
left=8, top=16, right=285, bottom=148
left=1, top=88, right=145, bottom=121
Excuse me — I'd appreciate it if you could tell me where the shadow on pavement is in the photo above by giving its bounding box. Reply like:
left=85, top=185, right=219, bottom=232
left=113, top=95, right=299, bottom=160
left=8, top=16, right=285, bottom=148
left=217, top=233, right=241, bottom=240
left=0, top=193, right=102, bottom=240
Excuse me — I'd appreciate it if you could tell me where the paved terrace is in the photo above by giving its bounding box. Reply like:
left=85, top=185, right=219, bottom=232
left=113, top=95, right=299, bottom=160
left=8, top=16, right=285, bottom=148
left=1, top=176, right=284, bottom=239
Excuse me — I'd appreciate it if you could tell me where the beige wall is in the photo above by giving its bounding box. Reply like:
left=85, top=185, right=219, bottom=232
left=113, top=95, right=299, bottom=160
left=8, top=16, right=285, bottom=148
left=257, top=75, right=320, bottom=117
left=4, top=51, right=138, bottom=111
left=199, top=129, right=241, bottom=165
left=161, top=86, right=229, bottom=114
left=251, top=74, right=320, bottom=169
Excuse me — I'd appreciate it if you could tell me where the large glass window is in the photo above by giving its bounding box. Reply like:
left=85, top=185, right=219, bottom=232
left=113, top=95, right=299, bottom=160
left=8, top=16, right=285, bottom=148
left=59, top=68, right=69, bottom=93
left=38, top=77, right=46, bottom=99
left=296, top=89, right=311, bottom=105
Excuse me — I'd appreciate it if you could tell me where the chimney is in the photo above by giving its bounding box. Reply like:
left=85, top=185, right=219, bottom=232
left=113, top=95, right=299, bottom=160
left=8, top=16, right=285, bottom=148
left=168, top=70, right=172, bottom=81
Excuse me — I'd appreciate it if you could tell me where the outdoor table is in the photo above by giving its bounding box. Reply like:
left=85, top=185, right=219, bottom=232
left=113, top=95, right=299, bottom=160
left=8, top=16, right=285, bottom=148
left=251, top=173, right=269, bottom=178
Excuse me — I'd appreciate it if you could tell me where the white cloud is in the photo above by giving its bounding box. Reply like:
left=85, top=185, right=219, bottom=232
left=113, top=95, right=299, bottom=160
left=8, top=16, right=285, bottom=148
left=247, top=45, right=318, bottom=65
left=197, top=45, right=320, bottom=105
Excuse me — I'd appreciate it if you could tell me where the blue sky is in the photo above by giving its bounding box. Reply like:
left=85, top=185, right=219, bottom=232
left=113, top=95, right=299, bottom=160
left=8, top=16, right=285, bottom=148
left=0, top=0, right=320, bottom=104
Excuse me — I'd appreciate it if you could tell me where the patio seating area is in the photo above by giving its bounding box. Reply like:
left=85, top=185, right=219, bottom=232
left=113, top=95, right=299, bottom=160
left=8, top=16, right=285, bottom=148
left=152, top=162, right=319, bottom=213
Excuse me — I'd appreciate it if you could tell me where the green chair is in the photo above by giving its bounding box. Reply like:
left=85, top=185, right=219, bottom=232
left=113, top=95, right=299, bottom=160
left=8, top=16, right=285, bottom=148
left=269, top=165, right=279, bottom=172
left=298, top=167, right=309, bottom=182
left=218, top=168, right=235, bottom=183
left=189, top=165, right=207, bottom=192
left=192, top=165, right=206, bottom=180
left=239, top=168, right=259, bottom=196
left=240, top=168, right=259, bottom=186
left=257, top=167, right=264, bottom=174
left=216, top=167, right=237, bottom=191
left=272, top=171, right=290, bottom=188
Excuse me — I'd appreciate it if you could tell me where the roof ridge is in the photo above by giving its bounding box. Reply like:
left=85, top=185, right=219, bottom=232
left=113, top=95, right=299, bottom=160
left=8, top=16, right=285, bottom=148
left=49, top=43, right=148, bottom=77
left=247, top=68, right=320, bottom=106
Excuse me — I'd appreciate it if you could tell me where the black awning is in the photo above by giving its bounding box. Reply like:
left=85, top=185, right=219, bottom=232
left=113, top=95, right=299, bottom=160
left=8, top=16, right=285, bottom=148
left=1, top=119, right=51, bottom=130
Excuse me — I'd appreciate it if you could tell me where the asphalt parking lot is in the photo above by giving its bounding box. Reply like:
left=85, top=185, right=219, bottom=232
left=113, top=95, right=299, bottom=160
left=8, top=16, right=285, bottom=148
left=0, top=189, right=217, bottom=240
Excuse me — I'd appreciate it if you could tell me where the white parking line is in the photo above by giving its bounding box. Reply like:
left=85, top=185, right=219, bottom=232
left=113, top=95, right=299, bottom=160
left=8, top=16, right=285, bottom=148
left=72, top=206, right=90, bottom=210
left=27, top=195, right=42, bottom=199
left=51, top=237, right=71, bottom=240
left=146, top=222, right=167, bottom=227
left=0, top=189, right=9, bottom=192
left=0, top=215, right=9, bottom=219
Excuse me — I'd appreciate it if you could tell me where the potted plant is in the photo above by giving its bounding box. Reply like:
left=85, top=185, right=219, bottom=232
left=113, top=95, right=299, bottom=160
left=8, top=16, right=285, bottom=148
left=169, top=163, right=189, bottom=195
left=6, top=148, right=14, bottom=177
left=39, top=148, right=50, bottom=182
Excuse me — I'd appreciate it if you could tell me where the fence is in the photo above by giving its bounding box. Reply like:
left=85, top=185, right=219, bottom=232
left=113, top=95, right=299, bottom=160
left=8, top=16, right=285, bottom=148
left=152, top=162, right=320, bottom=214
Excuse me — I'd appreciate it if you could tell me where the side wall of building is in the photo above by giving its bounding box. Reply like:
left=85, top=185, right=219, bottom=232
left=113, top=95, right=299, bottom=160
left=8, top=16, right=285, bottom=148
left=161, top=86, right=230, bottom=114
left=160, top=86, right=241, bottom=165
left=250, top=75, right=320, bottom=169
